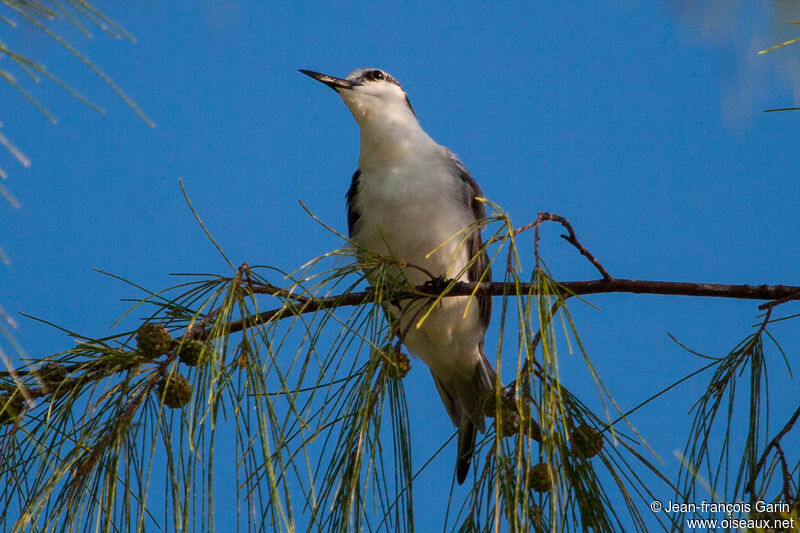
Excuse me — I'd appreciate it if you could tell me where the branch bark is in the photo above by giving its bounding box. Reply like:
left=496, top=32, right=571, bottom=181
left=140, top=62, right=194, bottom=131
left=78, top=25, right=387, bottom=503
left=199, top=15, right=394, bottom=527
left=211, top=278, right=800, bottom=339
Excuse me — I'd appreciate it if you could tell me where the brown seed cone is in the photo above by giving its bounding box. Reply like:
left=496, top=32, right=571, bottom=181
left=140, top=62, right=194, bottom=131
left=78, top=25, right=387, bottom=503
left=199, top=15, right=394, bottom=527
left=570, top=424, right=603, bottom=458
left=136, top=323, right=172, bottom=359
left=0, top=393, right=25, bottom=425
left=527, top=462, right=553, bottom=493
left=497, top=406, right=521, bottom=437
left=387, top=349, right=411, bottom=379
left=156, top=373, right=192, bottom=409
left=484, top=391, right=526, bottom=438
left=177, top=340, right=204, bottom=367
left=526, top=419, right=542, bottom=442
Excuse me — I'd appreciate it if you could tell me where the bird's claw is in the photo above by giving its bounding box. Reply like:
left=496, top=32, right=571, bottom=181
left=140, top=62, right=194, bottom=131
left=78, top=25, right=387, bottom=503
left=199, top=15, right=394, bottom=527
left=422, top=275, right=448, bottom=292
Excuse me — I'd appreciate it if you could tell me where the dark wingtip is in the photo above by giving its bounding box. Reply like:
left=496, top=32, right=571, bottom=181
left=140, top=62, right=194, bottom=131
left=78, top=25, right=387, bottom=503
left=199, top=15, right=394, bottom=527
left=456, top=421, right=478, bottom=485
left=456, top=461, right=469, bottom=485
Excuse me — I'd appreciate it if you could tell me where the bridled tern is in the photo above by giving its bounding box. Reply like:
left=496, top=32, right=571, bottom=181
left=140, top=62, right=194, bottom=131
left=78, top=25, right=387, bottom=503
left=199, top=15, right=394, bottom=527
left=300, top=67, right=496, bottom=484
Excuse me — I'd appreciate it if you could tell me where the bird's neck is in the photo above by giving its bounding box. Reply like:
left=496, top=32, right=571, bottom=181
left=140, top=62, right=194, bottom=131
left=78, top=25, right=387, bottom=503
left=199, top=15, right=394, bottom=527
left=358, top=118, right=435, bottom=174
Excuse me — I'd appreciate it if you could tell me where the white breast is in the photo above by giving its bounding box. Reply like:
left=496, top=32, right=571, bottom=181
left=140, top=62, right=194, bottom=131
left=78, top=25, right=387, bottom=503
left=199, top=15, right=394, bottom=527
left=349, top=119, right=485, bottom=378
left=352, top=149, right=472, bottom=286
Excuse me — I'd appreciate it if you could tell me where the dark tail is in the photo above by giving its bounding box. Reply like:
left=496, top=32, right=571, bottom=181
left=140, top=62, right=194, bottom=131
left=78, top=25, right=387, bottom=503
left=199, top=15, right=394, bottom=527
left=456, top=421, right=478, bottom=484
left=455, top=351, right=496, bottom=484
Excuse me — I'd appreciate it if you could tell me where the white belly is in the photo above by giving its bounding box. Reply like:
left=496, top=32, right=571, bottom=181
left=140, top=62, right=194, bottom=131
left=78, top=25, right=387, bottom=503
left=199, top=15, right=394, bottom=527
left=351, top=161, right=483, bottom=377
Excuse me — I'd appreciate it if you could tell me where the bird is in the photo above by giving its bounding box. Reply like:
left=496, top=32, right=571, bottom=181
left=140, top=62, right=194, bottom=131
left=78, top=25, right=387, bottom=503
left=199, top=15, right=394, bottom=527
left=300, top=67, right=496, bottom=484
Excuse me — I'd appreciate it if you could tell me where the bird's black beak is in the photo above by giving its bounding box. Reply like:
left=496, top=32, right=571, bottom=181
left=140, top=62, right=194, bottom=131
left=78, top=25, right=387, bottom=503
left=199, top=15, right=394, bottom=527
left=299, top=69, right=360, bottom=91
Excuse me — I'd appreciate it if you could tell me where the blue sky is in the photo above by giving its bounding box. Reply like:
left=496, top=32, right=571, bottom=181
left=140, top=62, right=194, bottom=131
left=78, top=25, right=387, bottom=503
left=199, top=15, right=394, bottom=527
left=2, top=1, right=799, bottom=530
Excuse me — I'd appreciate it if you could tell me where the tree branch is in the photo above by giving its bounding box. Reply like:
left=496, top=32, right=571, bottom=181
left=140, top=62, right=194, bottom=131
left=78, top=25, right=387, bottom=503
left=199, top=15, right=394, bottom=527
left=207, top=278, right=800, bottom=340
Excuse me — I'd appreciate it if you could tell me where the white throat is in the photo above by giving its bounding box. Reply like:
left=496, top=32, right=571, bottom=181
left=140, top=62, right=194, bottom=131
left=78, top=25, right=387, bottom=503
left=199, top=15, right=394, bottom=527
left=350, top=105, right=434, bottom=174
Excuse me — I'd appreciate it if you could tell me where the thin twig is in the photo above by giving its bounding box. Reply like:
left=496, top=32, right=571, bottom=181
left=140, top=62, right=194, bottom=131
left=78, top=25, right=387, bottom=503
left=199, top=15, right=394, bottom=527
left=754, top=306, right=773, bottom=338
left=746, top=404, right=800, bottom=497
left=774, top=443, right=793, bottom=503
left=758, top=288, right=800, bottom=310
left=487, top=212, right=613, bottom=280
left=539, top=212, right=613, bottom=281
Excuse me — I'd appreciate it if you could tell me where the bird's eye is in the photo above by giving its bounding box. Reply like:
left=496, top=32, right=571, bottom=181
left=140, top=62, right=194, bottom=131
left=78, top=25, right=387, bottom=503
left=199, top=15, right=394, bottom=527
left=370, top=70, right=384, bottom=81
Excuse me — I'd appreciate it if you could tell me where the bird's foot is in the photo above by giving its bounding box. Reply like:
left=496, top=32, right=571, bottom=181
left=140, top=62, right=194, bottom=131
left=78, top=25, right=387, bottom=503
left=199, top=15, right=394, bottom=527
left=421, top=275, right=448, bottom=292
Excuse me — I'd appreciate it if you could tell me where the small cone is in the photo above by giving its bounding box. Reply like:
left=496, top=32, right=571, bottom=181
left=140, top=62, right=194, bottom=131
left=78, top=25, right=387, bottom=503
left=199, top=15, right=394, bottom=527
left=387, top=349, right=411, bottom=379
left=136, top=323, right=172, bottom=359
left=570, top=424, right=603, bottom=458
left=0, top=393, right=25, bottom=425
left=177, top=340, right=204, bottom=367
left=528, top=462, right=553, bottom=493
left=156, top=374, right=192, bottom=409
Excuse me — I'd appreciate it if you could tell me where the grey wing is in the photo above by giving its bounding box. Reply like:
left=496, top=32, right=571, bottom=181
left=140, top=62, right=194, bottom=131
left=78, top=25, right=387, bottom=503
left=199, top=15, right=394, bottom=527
left=345, top=169, right=361, bottom=238
left=450, top=157, right=492, bottom=331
